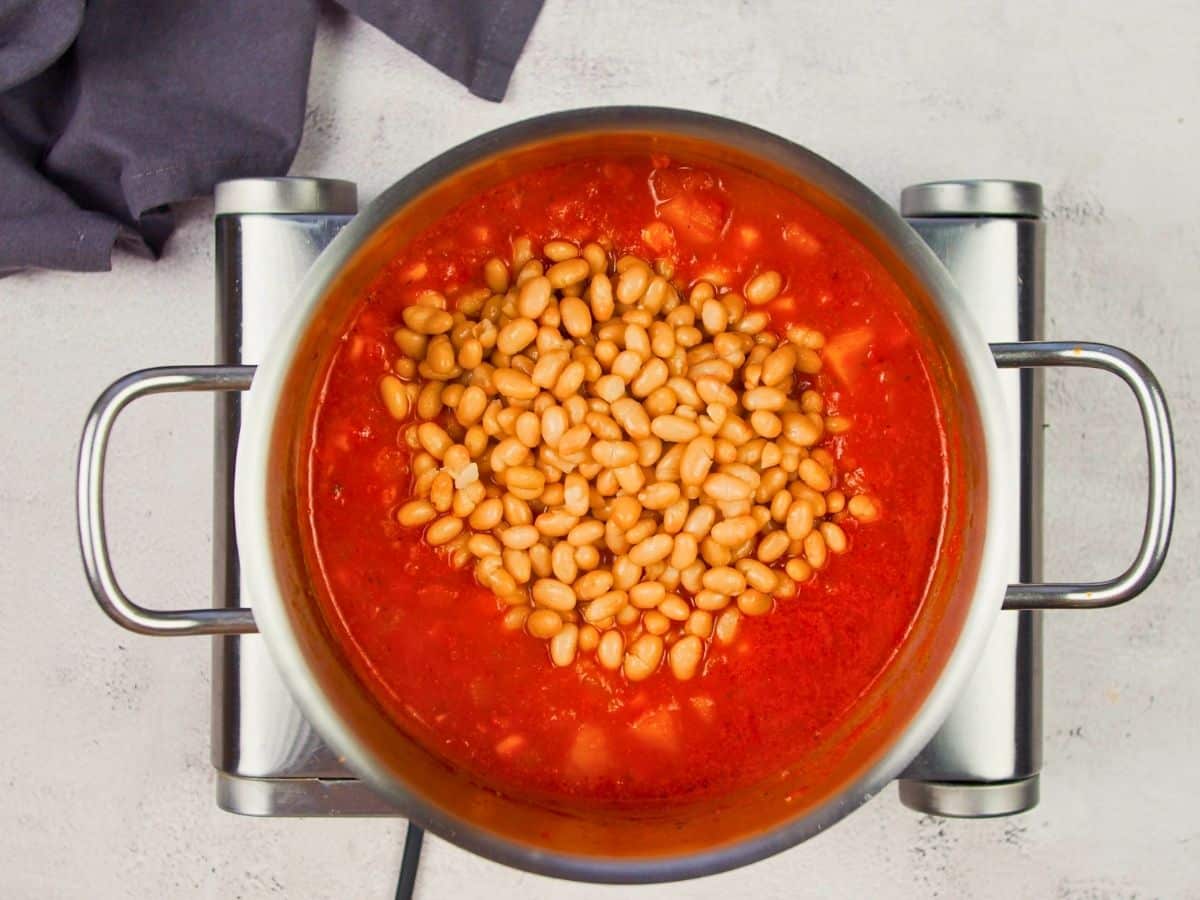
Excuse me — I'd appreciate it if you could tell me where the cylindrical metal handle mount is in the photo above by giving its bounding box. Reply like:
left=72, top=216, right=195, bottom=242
left=993, top=341, right=1175, bottom=610
left=77, top=365, right=259, bottom=635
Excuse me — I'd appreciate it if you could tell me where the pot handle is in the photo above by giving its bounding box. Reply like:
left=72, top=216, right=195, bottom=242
left=991, top=341, right=1175, bottom=610
left=77, top=365, right=260, bottom=635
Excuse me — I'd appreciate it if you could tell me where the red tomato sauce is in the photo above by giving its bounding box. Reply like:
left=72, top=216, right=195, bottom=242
left=303, top=154, right=948, bottom=807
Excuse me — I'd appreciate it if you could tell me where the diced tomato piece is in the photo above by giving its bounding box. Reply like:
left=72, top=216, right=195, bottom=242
left=648, top=167, right=683, bottom=201
left=649, top=167, right=728, bottom=245
left=688, top=695, right=716, bottom=723
left=629, top=706, right=680, bottom=753
left=567, top=724, right=609, bottom=776
left=495, top=734, right=526, bottom=759
left=823, top=328, right=875, bottom=387
left=679, top=169, right=717, bottom=193
left=601, top=162, right=635, bottom=189
left=657, top=194, right=726, bottom=244
left=398, top=260, right=428, bottom=283
left=783, top=222, right=822, bottom=255
left=737, top=224, right=761, bottom=250
left=641, top=221, right=676, bottom=255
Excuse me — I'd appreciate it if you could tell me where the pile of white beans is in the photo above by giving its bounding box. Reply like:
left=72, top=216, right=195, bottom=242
left=380, top=238, right=880, bottom=681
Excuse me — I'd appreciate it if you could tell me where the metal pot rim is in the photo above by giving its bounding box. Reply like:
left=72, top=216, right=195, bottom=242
left=233, top=106, right=1016, bottom=882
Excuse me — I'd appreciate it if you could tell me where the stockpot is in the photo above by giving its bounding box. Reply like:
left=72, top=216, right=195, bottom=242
left=78, top=108, right=1175, bottom=883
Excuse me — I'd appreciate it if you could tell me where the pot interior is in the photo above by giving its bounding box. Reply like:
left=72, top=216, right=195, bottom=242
left=257, top=116, right=991, bottom=877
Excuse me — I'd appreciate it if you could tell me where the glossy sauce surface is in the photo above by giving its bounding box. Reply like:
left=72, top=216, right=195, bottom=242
left=304, top=154, right=948, bottom=807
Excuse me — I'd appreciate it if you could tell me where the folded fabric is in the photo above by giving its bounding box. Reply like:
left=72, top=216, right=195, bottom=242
left=0, top=0, right=544, bottom=274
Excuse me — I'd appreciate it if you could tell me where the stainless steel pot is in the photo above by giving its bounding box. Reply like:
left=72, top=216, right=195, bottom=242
left=77, top=108, right=1175, bottom=882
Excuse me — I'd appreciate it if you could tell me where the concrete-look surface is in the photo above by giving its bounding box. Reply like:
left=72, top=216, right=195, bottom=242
left=2, top=1, right=1197, bottom=897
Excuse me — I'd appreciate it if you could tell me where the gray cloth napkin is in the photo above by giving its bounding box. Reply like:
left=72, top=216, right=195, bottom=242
left=0, top=0, right=543, bottom=273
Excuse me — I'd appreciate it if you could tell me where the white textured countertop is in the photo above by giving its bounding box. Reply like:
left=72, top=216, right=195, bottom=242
left=3, top=2, right=1197, bottom=897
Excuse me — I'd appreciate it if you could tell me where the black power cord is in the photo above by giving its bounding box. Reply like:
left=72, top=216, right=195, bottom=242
left=394, top=822, right=425, bottom=900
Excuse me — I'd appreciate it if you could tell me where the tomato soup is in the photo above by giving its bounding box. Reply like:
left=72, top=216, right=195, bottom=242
left=302, top=153, right=948, bottom=807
